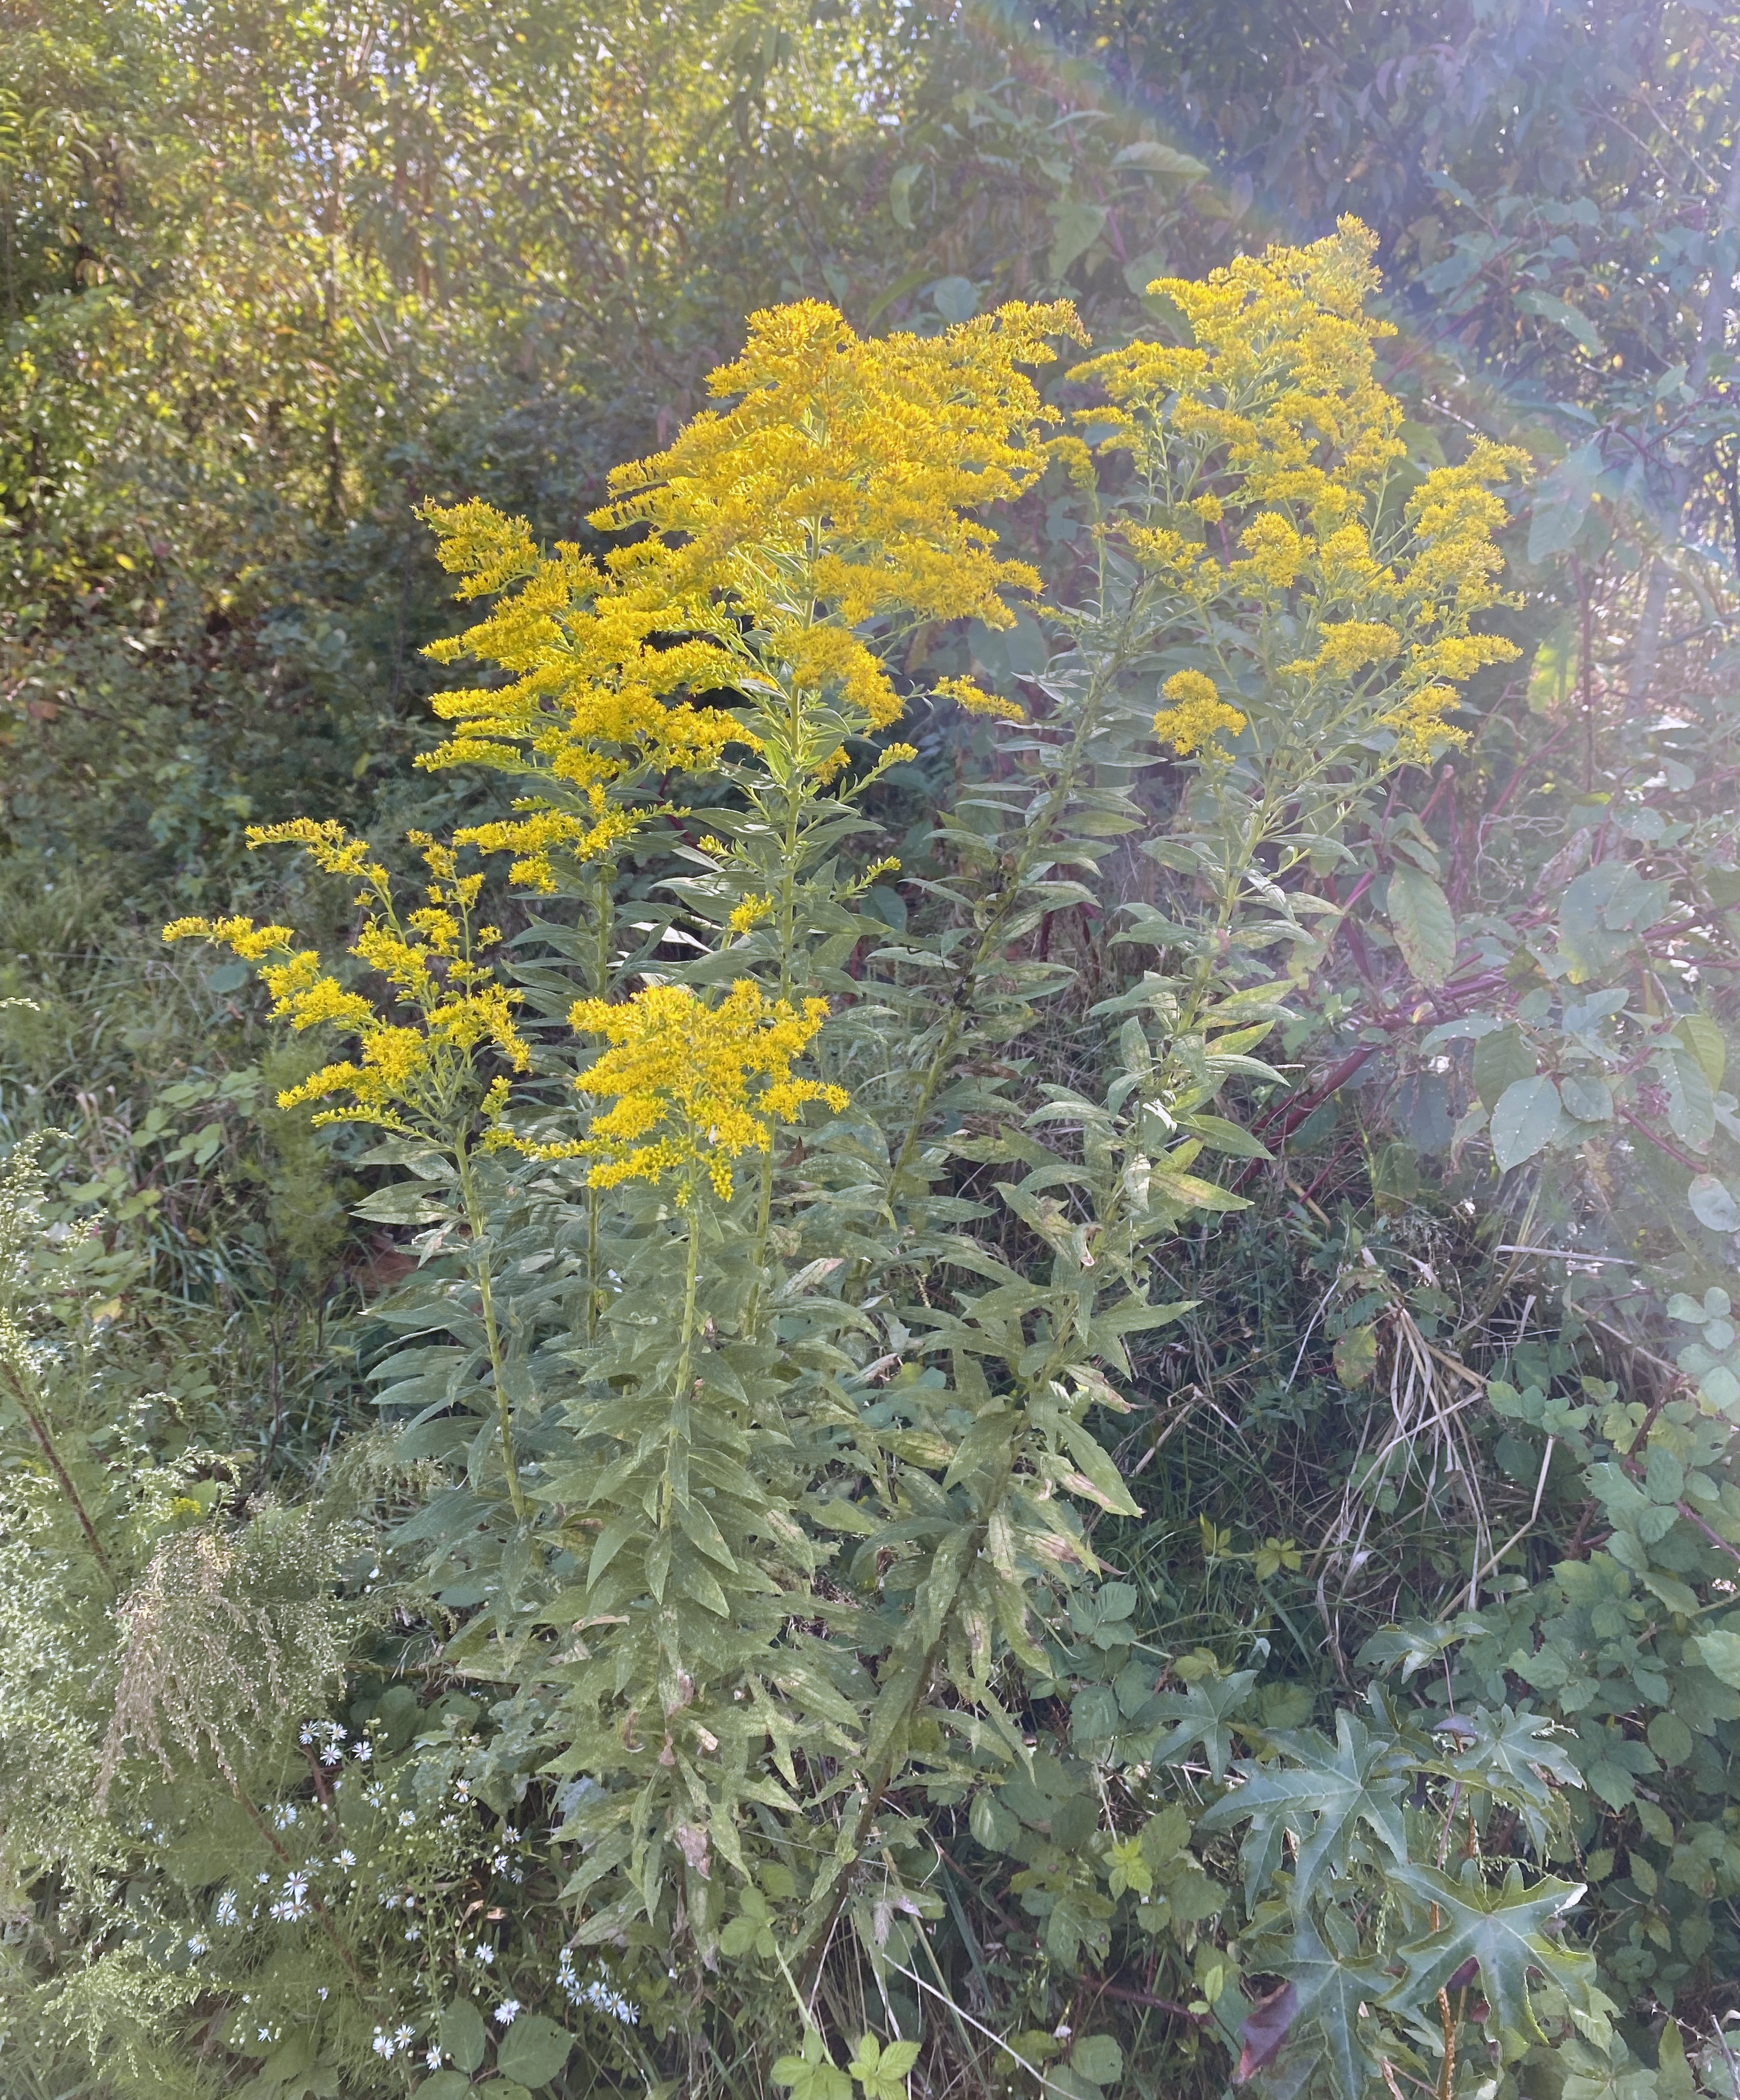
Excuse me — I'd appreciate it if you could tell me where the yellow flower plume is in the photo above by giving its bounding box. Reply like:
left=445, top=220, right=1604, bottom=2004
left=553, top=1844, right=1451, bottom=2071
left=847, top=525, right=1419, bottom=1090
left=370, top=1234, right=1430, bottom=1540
left=163, top=826, right=528, bottom=1139
left=519, top=979, right=848, bottom=1203
left=1152, top=670, right=1247, bottom=759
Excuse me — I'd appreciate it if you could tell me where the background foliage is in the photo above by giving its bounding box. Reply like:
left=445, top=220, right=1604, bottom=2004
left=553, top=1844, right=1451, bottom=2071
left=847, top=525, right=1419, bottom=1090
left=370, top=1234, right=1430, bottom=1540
left=3, top=3, right=1740, bottom=2098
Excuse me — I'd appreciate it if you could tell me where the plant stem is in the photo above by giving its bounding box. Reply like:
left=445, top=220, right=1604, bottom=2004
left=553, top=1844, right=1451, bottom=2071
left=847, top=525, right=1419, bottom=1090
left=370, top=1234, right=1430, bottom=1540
left=1, top=1359, right=117, bottom=1592
left=663, top=1178, right=704, bottom=1528
left=453, top=1136, right=526, bottom=1523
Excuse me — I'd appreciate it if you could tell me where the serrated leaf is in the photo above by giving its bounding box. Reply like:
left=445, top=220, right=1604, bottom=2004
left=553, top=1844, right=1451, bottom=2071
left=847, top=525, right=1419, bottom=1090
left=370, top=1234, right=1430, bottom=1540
left=1490, top=1076, right=1562, bottom=1171
left=439, top=1998, right=488, bottom=2075
left=1199, top=1709, right=1410, bottom=1901
left=1387, top=864, right=1456, bottom=986
left=1694, top=1629, right=1740, bottom=1688
left=494, top=2013, right=574, bottom=2087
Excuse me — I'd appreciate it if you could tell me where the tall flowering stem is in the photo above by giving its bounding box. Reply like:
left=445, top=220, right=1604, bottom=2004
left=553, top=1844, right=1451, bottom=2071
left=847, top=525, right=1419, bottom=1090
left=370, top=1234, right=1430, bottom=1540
left=164, top=821, right=533, bottom=1521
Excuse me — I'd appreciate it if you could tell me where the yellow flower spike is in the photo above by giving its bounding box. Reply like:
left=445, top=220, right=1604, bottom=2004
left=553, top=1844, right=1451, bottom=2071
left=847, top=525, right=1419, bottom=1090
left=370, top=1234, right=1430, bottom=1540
left=1152, top=671, right=1247, bottom=760
left=530, top=980, right=848, bottom=1203
left=936, top=675, right=1024, bottom=724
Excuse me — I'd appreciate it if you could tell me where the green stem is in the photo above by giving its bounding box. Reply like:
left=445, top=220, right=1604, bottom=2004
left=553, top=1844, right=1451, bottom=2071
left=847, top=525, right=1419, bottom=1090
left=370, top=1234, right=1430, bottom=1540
left=454, top=1135, right=527, bottom=1524
left=664, top=1181, right=704, bottom=1528
left=1, top=1359, right=117, bottom=1593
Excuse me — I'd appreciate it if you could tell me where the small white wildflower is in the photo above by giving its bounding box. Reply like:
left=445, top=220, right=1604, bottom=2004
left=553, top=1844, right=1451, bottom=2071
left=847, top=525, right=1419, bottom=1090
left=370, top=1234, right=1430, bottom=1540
left=492, top=1852, right=509, bottom=1873
left=473, top=1941, right=495, bottom=1964
left=335, top=1848, right=357, bottom=1869
left=502, top=1825, right=519, bottom=1844
left=426, top=2047, right=444, bottom=2070
left=353, top=1739, right=372, bottom=1762
left=186, top=1934, right=208, bottom=1956
left=299, top=1727, right=313, bottom=1745
left=271, top=1803, right=298, bottom=1829
left=398, top=1809, right=416, bottom=1828
left=317, top=1987, right=328, bottom=2001
left=371, top=2030, right=395, bottom=2060
left=393, top=2026, right=414, bottom=2050
left=320, top=1744, right=342, bottom=1766
left=256, top=1871, right=270, bottom=1885
left=258, top=2027, right=272, bottom=2042
left=214, top=1892, right=238, bottom=1927
left=494, top=2000, right=521, bottom=2025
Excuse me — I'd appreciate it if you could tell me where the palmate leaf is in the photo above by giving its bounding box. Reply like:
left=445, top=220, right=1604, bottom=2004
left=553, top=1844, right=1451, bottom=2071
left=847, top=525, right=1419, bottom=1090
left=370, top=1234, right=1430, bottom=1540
left=1146, top=1668, right=1258, bottom=1780
left=1273, top=1912, right=1388, bottom=2100
left=1383, top=1862, right=1590, bottom=2044
left=1198, top=1708, right=1409, bottom=1899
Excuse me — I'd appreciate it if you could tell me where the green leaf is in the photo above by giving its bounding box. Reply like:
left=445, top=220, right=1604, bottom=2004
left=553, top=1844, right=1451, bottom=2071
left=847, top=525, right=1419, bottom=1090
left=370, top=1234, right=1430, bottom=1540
left=415, top=2079, right=474, bottom=2100
left=1280, top=1914, right=1385, bottom=2100
left=1687, top=1174, right=1738, bottom=1233
left=1559, top=1073, right=1613, bottom=1123
left=1490, top=1076, right=1562, bottom=1171
left=773, top=2030, right=854, bottom=2100
left=1528, top=437, right=1603, bottom=561
left=1664, top=1051, right=1714, bottom=1152
left=493, top=2014, right=574, bottom=2088
left=1693, top=1629, right=1740, bottom=1688
left=1147, top=1668, right=1257, bottom=1780
left=1386, top=864, right=1456, bottom=986
left=1198, top=1709, right=1409, bottom=1898
left=1069, top=2034, right=1124, bottom=2087
left=440, top=1999, right=488, bottom=2076
left=1473, top=1026, right=1535, bottom=1110
left=1676, top=1013, right=1726, bottom=1092
left=847, top=2032, right=915, bottom=2100
left=1384, top=1863, right=1591, bottom=2045
left=1112, top=140, right=1208, bottom=178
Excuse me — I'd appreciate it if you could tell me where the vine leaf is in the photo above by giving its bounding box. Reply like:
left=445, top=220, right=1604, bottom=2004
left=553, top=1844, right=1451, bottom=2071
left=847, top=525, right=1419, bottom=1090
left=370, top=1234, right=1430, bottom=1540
left=1198, top=1708, right=1410, bottom=1896
left=1384, top=1863, right=1590, bottom=2043
left=1275, top=1912, right=1387, bottom=2100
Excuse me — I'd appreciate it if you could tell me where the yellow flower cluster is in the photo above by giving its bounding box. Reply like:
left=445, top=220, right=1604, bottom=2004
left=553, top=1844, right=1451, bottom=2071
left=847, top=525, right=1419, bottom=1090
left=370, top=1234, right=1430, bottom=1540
left=1069, top=219, right=1526, bottom=771
left=163, top=822, right=527, bottom=1138
left=420, top=504, right=750, bottom=892
left=935, top=673, right=1025, bottom=723
left=527, top=979, right=848, bottom=1202
left=418, top=301, right=1082, bottom=885
left=1151, top=670, right=1248, bottom=759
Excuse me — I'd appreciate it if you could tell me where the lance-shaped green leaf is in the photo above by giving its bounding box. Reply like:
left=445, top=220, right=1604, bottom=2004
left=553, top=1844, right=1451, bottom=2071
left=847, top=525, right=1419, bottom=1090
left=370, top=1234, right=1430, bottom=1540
left=1383, top=1863, right=1590, bottom=2044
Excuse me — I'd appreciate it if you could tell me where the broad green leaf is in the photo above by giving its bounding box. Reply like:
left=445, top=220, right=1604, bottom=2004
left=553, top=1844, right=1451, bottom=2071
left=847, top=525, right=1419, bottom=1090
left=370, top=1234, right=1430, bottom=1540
left=1693, top=1629, right=1740, bottom=1688
left=494, top=2013, right=574, bottom=2088
left=1676, top=1013, right=1726, bottom=1092
left=1386, top=863, right=1456, bottom=986
left=1147, top=1668, right=1257, bottom=1780
left=440, top=1999, right=488, bottom=2075
left=773, top=2030, right=853, bottom=2100
left=1384, top=1863, right=1590, bottom=2044
left=1687, top=1175, right=1738, bottom=1233
left=1278, top=1914, right=1386, bottom=2100
left=414, top=2077, right=474, bottom=2100
left=1112, top=140, right=1209, bottom=178
left=1473, top=1026, right=1535, bottom=1110
left=1663, top=1050, right=1713, bottom=1152
left=1490, top=1076, right=1562, bottom=1171
left=1528, top=437, right=1603, bottom=561
left=1069, top=2034, right=1123, bottom=2087
left=1559, top=1073, right=1612, bottom=1123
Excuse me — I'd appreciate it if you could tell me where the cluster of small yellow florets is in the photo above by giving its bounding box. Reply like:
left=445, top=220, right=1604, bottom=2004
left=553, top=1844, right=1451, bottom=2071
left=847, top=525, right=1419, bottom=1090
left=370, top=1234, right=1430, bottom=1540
left=419, top=300, right=1082, bottom=889
left=508, top=979, right=848, bottom=1202
left=1071, top=219, right=1524, bottom=774
left=164, top=820, right=527, bottom=1139
left=1151, top=670, right=1247, bottom=759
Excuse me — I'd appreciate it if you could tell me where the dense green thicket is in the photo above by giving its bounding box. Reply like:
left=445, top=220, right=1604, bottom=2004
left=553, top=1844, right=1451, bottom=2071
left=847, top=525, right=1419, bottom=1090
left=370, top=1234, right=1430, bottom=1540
left=2, top=4, right=1740, bottom=2099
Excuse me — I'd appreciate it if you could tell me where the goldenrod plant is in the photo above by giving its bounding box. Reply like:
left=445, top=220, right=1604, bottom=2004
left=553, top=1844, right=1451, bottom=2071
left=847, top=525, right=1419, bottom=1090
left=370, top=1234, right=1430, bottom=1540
left=2, top=227, right=1684, bottom=2100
